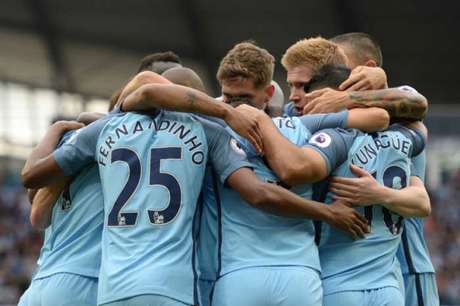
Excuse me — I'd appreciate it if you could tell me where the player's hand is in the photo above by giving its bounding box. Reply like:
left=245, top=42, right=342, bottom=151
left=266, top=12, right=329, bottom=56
left=339, top=66, right=388, bottom=91
left=76, top=112, right=105, bottom=125
left=302, top=88, right=349, bottom=114
left=326, top=200, right=369, bottom=239
left=51, top=121, right=85, bottom=133
left=235, top=104, right=270, bottom=121
left=224, top=107, right=263, bottom=154
left=330, top=164, right=385, bottom=206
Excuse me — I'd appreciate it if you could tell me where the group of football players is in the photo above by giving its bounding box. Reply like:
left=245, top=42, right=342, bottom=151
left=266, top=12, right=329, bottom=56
left=18, top=33, right=439, bottom=306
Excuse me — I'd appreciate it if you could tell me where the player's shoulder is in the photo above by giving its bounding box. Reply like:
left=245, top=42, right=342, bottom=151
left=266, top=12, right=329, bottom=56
left=160, top=111, right=210, bottom=127
left=386, top=123, right=423, bottom=140
left=187, top=114, right=228, bottom=134
left=309, top=128, right=361, bottom=147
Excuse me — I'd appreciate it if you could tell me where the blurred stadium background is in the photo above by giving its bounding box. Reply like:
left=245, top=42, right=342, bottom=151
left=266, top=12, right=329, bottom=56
left=0, top=0, right=459, bottom=304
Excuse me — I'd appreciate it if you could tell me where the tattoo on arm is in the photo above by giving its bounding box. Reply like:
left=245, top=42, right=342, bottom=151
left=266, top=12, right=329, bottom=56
left=348, top=89, right=427, bottom=121
left=186, top=91, right=197, bottom=108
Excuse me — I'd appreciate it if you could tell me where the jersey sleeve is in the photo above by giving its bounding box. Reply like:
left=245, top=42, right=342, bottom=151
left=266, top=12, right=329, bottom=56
left=410, top=150, right=426, bottom=181
left=282, top=102, right=300, bottom=117
left=305, top=128, right=359, bottom=174
left=388, top=124, right=426, bottom=157
left=201, top=119, right=253, bottom=184
left=53, top=118, right=108, bottom=176
left=298, top=110, right=348, bottom=134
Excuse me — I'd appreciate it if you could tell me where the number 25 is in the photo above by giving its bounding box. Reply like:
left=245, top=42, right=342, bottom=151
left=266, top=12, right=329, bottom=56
left=108, top=147, right=182, bottom=227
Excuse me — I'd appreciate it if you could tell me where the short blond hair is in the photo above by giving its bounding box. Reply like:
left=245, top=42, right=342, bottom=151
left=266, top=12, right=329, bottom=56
left=281, top=37, right=347, bottom=73
left=217, top=42, right=275, bottom=88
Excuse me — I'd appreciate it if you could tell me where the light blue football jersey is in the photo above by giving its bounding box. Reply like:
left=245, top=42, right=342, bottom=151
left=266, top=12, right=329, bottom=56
left=197, top=111, right=349, bottom=281
left=53, top=110, right=250, bottom=305
left=34, top=130, right=103, bottom=281
left=397, top=150, right=435, bottom=275
left=306, top=125, right=425, bottom=295
left=282, top=101, right=298, bottom=117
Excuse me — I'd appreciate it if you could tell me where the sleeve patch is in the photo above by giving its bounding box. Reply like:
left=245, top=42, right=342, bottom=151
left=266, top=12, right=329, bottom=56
left=230, top=138, right=248, bottom=157
left=309, top=132, right=332, bottom=148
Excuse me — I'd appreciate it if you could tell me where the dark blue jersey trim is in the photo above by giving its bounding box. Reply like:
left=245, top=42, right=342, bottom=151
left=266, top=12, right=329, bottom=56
left=401, top=223, right=417, bottom=274
left=312, top=180, right=330, bottom=245
left=191, top=192, right=202, bottom=306
left=415, top=273, right=425, bottom=306
left=211, top=169, right=223, bottom=278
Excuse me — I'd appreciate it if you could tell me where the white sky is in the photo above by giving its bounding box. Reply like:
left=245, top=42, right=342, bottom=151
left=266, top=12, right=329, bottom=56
left=0, top=82, right=108, bottom=158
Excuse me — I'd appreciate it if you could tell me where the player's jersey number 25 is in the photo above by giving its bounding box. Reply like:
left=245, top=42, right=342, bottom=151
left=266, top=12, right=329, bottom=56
left=108, top=146, right=182, bottom=227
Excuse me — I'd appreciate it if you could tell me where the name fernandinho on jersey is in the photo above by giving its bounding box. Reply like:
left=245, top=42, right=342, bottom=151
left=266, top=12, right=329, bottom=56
left=351, top=134, right=411, bottom=165
left=97, top=118, right=205, bottom=166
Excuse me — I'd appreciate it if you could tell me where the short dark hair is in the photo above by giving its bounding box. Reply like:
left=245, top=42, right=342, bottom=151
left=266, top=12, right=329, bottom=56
left=137, top=51, right=182, bottom=73
left=330, top=32, right=383, bottom=67
left=306, top=64, right=351, bottom=92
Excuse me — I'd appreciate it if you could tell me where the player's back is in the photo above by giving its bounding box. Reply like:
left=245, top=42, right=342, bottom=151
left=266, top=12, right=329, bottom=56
left=94, top=111, right=209, bottom=305
left=197, top=113, right=350, bottom=282
left=317, top=125, right=423, bottom=295
left=208, top=116, right=320, bottom=276
left=52, top=109, right=249, bottom=305
left=34, top=131, right=103, bottom=281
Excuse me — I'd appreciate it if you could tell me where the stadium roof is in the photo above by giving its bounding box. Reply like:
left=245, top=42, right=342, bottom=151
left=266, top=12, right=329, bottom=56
left=0, top=0, right=459, bottom=101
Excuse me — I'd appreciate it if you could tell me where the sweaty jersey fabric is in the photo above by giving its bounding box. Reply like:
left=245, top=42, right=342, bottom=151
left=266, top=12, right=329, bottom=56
left=34, top=130, right=103, bottom=281
left=53, top=111, right=250, bottom=305
left=397, top=150, right=435, bottom=274
left=196, top=111, right=349, bottom=281
left=306, top=125, right=425, bottom=295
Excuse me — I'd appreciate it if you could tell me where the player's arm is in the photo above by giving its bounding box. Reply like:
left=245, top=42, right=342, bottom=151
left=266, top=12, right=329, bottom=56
left=76, top=112, right=105, bottom=125
left=297, top=107, right=389, bottom=133
left=207, top=120, right=367, bottom=238
left=22, top=121, right=82, bottom=189
left=260, top=117, right=328, bottom=185
left=346, top=108, right=389, bottom=132
left=226, top=168, right=368, bottom=239
left=116, top=71, right=172, bottom=107
left=238, top=110, right=356, bottom=185
left=303, top=87, right=428, bottom=122
left=22, top=119, right=102, bottom=189
left=29, top=178, right=71, bottom=230
left=330, top=122, right=429, bottom=217
left=330, top=165, right=430, bottom=217
left=119, top=71, right=263, bottom=152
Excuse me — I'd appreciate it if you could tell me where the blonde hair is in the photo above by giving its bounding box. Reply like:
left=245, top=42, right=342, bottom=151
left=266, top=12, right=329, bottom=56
left=281, top=37, right=347, bottom=73
left=217, top=42, right=275, bottom=88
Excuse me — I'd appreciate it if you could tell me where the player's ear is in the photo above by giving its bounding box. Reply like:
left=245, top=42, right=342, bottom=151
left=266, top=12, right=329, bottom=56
left=365, top=59, right=377, bottom=67
left=265, top=84, right=275, bottom=99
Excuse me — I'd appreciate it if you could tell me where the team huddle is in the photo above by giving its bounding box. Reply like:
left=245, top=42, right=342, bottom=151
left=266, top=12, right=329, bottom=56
left=19, top=33, right=439, bottom=306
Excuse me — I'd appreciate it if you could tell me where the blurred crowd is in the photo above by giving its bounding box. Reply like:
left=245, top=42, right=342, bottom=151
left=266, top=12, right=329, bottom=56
left=426, top=169, right=460, bottom=304
left=0, top=173, right=42, bottom=304
left=0, top=169, right=458, bottom=304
